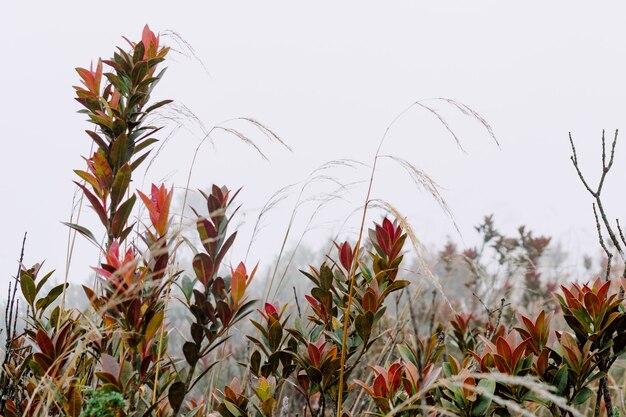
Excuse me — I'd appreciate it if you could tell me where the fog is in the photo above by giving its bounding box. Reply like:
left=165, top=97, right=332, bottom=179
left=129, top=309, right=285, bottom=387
left=2, top=2, right=625, bottom=293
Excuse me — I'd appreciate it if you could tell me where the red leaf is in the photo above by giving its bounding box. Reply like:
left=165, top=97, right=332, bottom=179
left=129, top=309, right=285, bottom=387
left=307, top=343, right=321, bottom=367
left=362, top=288, right=377, bottom=313
left=74, top=182, right=108, bottom=227
left=388, top=362, right=404, bottom=393
left=193, top=253, right=213, bottom=286
left=264, top=303, right=278, bottom=317
left=36, top=329, right=55, bottom=357
left=339, top=241, right=353, bottom=271
left=372, top=373, right=388, bottom=398
left=496, top=336, right=512, bottom=365
left=492, top=354, right=510, bottom=373
left=230, top=263, right=247, bottom=305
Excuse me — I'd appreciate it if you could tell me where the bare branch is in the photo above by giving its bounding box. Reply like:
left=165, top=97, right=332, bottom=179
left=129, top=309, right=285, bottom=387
left=593, top=204, right=612, bottom=281
left=569, top=130, right=624, bottom=275
left=568, top=133, right=596, bottom=196
left=617, top=219, right=626, bottom=248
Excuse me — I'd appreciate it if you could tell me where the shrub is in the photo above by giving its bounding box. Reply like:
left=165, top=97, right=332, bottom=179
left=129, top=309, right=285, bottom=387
left=1, top=25, right=625, bottom=417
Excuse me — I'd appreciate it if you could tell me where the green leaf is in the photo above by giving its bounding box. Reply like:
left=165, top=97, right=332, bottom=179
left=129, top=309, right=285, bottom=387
left=181, top=275, right=195, bottom=302
left=134, top=137, right=159, bottom=154
left=20, top=272, right=36, bottom=307
left=111, top=195, right=136, bottom=238
left=49, top=306, right=60, bottom=328
left=128, top=92, right=146, bottom=111
left=145, top=310, right=164, bottom=342
left=74, top=170, right=102, bottom=195
left=133, top=41, right=145, bottom=62
left=110, top=133, right=130, bottom=171
left=472, top=379, right=496, bottom=416
left=355, top=311, right=374, bottom=342
left=397, top=344, right=417, bottom=365
left=43, top=283, right=68, bottom=308
left=231, top=298, right=258, bottom=326
left=145, top=99, right=173, bottom=114
left=250, top=319, right=270, bottom=340
left=104, top=73, right=128, bottom=95
left=110, top=164, right=132, bottom=210
left=299, top=269, right=320, bottom=287
left=35, top=270, right=55, bottom=293
left=119, top=224, right=135, bottom=243
left=319, top=264, right=333, bottom=291
left=28, top=359, right=44, bottom=377
left=35, top=296, right=51, bottom=312
left=89, top=113, right=113, bottom=130
left=554, top=366, right=568, bottom=395
left=131, top=61, right=149, bottom=86
left=326, top=329, right=343, bottom=347
left=62, top=222, right=100, bottom=248
left=246, top=336, right=270, bottom=357
left=143, top=67, right=166, bottom=95
left=223, top=400, right=242, bottom=417
left=586, top=371, right=606, bottom=386
left=111, top=120, right=127, bottom=143
left=214, top=232, right=237, bottom=270
left=268, top=320, right=283, bottom=352
left=380, top=279, right=410, bottom=300
left=130, top=150, right=151, bottom=171
left=571, top=386, right=593, bottom=405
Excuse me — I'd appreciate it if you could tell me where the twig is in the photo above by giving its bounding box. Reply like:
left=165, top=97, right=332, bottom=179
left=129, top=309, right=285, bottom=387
left=569, top=131, right=625, bottom=282
left=475, top=293, right=508, bottom=340
left=570, top=131, right=622, bottom=417
left=406, top=290, right=420, bottom=345
left=616, top=219, right=626, bottom=248
left=0, top=232, right=27, bottom=412
left=493, top=297, right=507, bottom=336
left=599, top=361, right=615, bottom=417
left=594, top=204, right=613, bottom=281
left=293, top=286, right=302, bottom=319
left=428, top=290, right=437, bottom=334
left=616, top=219, right=626, bottom=296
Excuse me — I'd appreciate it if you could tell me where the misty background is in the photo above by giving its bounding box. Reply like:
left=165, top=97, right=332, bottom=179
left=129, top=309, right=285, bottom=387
left=1, top=2, right=625, bottom=298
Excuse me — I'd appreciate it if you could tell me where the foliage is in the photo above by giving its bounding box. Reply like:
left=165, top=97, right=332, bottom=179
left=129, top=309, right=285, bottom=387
left=1, top=25, right=625, bottom=417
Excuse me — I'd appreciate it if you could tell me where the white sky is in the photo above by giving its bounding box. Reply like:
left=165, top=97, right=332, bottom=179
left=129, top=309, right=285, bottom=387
left=2, top=2, right=625, bottom=293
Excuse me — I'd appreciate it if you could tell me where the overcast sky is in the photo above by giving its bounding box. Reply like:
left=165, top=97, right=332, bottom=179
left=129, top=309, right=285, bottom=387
left=2, top=2, right=625, bottom=293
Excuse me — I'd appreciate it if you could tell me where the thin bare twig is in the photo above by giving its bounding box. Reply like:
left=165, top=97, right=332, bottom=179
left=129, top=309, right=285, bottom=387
left=593, top=204, right=613, bottom=281
left=293, top=286, right=302, bottom=319
left=570, top=131, right=624, bottom=262
left=0, top=232, right=27, bottom=412
left=569, top=130, right=622, bottom=417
